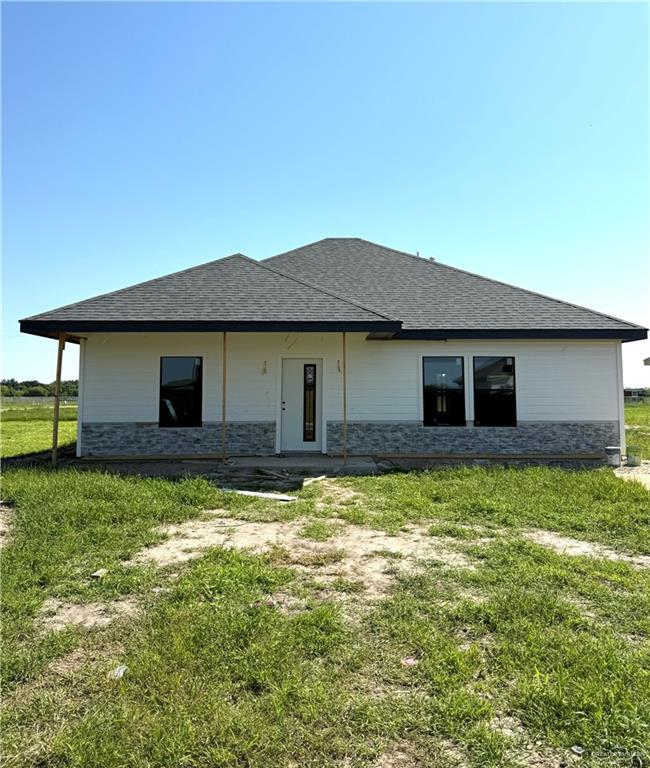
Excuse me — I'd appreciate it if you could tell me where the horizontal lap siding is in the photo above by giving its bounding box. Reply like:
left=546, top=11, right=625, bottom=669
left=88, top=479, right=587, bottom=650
left=82, top=334, right=220, bottom=423
left=346, top=337, right=619, bottom=422
left=81, top=333, right=620, bottom=426
left=81, top=332, right=346, bottom=424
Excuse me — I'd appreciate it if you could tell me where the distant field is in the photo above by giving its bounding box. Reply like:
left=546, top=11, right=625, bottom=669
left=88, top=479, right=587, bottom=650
left=1, top=403, right=77, bottom=458
left=625, top=401, right=650, bottom=460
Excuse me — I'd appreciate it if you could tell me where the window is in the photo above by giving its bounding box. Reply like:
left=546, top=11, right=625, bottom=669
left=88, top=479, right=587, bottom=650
left=303, top=364, right=317, bottom=441
left=423, top=357, right=466, bottom=426
left=473, top=356, right=516, bottom=427
left=159, top=357, right=203, bottom=427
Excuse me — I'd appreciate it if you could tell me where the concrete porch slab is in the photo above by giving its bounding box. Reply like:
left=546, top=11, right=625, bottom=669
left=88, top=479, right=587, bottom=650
left=222, top=455, right=379, bottom=474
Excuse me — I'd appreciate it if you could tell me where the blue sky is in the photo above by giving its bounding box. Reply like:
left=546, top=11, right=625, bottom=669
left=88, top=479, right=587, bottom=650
left=3, top=1, right=648, bottom=384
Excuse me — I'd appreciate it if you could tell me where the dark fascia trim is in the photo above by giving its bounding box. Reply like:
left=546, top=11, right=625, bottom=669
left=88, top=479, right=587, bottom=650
left=20, top=319, right=402, bottom=336
left=392, top=328, right=648, bottom=342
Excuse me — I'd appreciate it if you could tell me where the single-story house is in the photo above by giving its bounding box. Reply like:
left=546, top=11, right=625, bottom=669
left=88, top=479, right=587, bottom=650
left=20, top=238, right=647, bottom=461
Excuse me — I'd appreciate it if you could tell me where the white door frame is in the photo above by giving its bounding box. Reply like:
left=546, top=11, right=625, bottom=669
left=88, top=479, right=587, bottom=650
left=275, top=354, right=327, bottom=454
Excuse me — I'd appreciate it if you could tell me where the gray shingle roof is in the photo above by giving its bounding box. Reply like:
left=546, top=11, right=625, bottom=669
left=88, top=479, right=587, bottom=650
left=21, top=254, right=397, bottom=330
left=264, top=238, right=646, bottom=336
left=20, top=238, right=646, bottom=341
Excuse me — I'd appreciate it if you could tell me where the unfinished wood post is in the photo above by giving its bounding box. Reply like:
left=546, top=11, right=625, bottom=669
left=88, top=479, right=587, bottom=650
left=342, top=331, right=348, bottom=463
left=51, top=333, right=66, bottom=467
left=221, top=331, right=227, bottom=460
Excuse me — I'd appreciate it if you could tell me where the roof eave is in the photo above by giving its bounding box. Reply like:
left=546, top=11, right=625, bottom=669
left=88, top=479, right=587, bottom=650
left=392, top=328, right=648, bottom=342
left=20, top=319, right=402, bottom=336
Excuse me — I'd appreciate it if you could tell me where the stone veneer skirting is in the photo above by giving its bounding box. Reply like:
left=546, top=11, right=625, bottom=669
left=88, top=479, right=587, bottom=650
left=326, top=421, right=620, bottom=456
left=81, top=420, right=620, bottom=458
left=81, top=422, right=276, bottom=456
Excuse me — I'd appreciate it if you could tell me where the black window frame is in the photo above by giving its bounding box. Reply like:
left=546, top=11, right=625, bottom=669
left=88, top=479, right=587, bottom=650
left=422, top=356, right=467, bottom=427
left=158, top=356, right=203, bottom=428
left=473, top=356, right=517, bottom=428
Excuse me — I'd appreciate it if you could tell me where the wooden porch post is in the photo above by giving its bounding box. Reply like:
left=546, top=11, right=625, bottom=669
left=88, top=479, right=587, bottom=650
left=221, top=331, right=228, bottom=459
left=342, top=331, right=348, bottom=463
left=51, top=333, right=66, bottom=467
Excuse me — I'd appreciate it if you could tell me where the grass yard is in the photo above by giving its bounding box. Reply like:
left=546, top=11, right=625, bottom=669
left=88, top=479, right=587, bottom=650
left=625, top=400, right=650, bottom=460
left=1, top=465, right=649, bottom=768
left=1, top=404, right=77, bottom=458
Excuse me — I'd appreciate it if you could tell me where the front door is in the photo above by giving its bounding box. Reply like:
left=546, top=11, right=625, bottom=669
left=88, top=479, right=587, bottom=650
left=281, top=358, right=322, bottom=452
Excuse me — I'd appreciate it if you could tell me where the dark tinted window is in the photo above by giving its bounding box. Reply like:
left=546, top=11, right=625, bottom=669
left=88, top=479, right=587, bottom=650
left=473, top=357, right=516, bottom=427
left=423, top=357, right=466, bottom=426
left=159, top=357, right=202, bottom=427
left=303, top=364, right=317, bottom=442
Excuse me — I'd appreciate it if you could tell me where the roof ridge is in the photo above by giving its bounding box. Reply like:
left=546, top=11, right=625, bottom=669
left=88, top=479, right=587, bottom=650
left=426, top=259, right=647, bottom=331
left=265, top=237, right=646, bottom=332
left=349, top=237, right=425, bottom=260
left=358, top=239, right=646, bottom=329
left=265, top=236, right=420, bottom=264
left=21, top=253, right=247, bottom=322
left=242, top=252, right=399, bottom=322
left=263, top=237, right=335, bottom=262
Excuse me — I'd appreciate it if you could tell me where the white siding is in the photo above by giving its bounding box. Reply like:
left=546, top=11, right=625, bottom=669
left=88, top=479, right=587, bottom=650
left=80, top=333, right=621, bottom=428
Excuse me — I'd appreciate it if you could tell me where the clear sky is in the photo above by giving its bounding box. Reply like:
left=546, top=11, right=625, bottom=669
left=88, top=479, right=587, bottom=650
left=2, top=1, right=648, bottom=385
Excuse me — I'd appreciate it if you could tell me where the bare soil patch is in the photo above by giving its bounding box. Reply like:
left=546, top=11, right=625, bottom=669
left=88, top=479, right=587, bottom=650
left=373, top=744, right=416, bottom=767
left=615, top=461, right=650, bottom=490
left=0, top=503, right=12, bottom=548
left=47, top=648, right=88, bottom=676
left=39, top=597, right=139, bottom=632
left=490, top=714, right=582, bottom=767
left=130, top=516, right=476, bottom=603
left=523, top=530, right=650, bottom=568
left=315, top=479, right=366, bottom=512
left=370, top=740, right=470, bottom=768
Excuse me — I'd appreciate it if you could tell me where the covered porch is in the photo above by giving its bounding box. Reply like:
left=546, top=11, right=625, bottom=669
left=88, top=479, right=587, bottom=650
left=43, top=329, right=382, bottom=465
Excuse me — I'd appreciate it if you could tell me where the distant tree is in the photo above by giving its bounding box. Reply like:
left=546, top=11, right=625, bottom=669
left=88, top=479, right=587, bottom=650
left=1, top=379, right=79, bottom=397
left=59, top=380, right=79, bottom=397
left=23, top=385, right=50, bottom=397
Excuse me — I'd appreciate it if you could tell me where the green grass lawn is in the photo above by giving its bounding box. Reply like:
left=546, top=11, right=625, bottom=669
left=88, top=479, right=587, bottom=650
left=1, top=404, right=77, bottom=458
left=625, top=400, right=650, bottom=460
left=1, top=465, right=649, bottom=767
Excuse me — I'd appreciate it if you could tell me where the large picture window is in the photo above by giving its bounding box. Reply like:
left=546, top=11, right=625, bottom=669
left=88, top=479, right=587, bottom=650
left=159, top=357, right=203, bottom=428
left=423, top=356, right=466, bottom=426
left=473, top=356, right=516, bottom=427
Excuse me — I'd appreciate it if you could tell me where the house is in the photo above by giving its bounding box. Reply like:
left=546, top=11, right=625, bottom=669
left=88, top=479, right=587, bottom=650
left=624, top=388, right=647, bottom=401
left=20, top=238, right=647, bottom=461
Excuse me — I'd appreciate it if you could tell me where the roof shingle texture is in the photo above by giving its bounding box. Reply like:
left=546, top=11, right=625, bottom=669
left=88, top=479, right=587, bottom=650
left=264, top=238, right=642, bottom=331
left=24, top=254, right=392, bottom=324
left=23, top=238, right=644, bottom=335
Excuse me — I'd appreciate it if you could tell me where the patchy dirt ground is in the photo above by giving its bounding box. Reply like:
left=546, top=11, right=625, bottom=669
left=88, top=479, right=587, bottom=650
left=39, top=597, right=139, bottom=631
left=523, top=529, right=650, bottom=568
left=0, top=503, right=12, bottom=548
left=129, top=513, right=476, bottom=602
left=615, top=460, right=650, bottom=490
left=314, top=479, right=367, bottom=512
left=367, top=739, right=474, bottom=768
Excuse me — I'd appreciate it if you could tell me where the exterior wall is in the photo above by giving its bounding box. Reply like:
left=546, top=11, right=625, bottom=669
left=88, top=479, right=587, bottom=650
left=327, top=421, right=619, bottom=456
left=82, top=422, right=275, bottom=457
left=78, top=332, right=623, bottom=457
